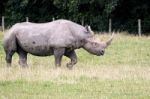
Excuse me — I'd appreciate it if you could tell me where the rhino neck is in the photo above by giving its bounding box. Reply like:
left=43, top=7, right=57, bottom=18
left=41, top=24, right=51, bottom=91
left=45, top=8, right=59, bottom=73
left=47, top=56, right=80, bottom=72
left=72, top=40, right=86, bottom=49
left=82, top=39, right=100, bottom=55
left=82, top=41, right=93, bottom=54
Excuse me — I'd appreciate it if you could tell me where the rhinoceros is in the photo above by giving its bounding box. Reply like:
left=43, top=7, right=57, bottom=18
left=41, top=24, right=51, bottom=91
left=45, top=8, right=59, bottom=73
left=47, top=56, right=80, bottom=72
left=3, top=19, right=114, bottom=69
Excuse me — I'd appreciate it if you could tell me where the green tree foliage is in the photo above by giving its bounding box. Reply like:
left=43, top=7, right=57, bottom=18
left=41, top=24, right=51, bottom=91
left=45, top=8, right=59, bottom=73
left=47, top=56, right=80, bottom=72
left=112, top=0, right=150, bottom=33
left=1, top=0, right=150, bottom=33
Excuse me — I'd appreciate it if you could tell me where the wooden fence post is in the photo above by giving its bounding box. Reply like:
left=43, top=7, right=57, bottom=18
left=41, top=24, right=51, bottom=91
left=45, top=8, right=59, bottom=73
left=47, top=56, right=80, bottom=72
left=81, top=17, right=84, bottom=26
left=26, top=17, right=29, bottom=22
left=109, top=18, right=112, bottom=33
left=138, top=19, right=141, bottom=37
left=2, top=16, right=5, bottom=32
left=52, top=17, right=55, bottom=21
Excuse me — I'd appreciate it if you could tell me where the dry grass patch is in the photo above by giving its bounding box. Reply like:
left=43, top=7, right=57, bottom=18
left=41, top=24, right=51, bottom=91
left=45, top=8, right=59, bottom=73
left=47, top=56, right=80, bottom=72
left=0, top=32, right=150, bottom=99
left=0, top=65, right=150, bottom=83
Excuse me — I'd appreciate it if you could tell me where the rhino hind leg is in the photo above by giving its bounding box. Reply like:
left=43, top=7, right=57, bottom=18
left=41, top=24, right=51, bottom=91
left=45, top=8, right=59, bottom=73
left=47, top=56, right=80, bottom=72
left=65, top=49, right=77, bottom=70
left=5, top=50, right=15, bottom=67
left=53, top=48, right=65, bottom=68
left=17, top=47, right=28, bottom=67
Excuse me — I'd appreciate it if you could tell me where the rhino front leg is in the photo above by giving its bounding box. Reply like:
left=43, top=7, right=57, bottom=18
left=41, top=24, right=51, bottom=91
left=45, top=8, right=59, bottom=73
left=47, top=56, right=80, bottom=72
left=54, top=48, right=65, bottom=68
left=65, top=49, right=77, bottom=69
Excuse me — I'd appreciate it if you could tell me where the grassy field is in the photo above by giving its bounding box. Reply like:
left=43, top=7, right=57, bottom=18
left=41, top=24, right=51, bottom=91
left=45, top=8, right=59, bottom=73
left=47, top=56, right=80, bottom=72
left=0, top=32, right=150, bottom=99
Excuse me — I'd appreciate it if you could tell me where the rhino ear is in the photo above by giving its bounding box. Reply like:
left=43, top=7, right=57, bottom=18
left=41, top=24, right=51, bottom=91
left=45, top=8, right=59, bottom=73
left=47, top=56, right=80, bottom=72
left=85, top=25, right=94, bottom=35
left=85, top=25, right=89, bottom=31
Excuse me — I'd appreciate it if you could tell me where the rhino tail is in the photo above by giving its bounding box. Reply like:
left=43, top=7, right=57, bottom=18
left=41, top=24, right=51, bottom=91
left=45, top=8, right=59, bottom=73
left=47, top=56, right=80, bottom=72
left=3, top=28, right=17, bottom=52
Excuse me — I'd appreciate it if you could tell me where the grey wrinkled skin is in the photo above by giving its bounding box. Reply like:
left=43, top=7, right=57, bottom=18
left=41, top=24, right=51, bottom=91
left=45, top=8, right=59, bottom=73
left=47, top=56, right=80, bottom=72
left=3, top=19, right=113, bottom=69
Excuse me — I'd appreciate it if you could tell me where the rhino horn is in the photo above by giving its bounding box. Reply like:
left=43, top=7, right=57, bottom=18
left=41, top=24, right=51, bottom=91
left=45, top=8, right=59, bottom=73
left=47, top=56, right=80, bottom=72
left=105, top=32, right=114, bottom=47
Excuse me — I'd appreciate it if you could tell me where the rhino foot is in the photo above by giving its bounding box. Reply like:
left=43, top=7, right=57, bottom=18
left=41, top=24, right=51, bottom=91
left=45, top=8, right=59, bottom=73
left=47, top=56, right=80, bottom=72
left=18, top=60, right=28, bottom=68
left=6, top=63, right=11, bottom=67
left=66, top=63, right=74, bottom=70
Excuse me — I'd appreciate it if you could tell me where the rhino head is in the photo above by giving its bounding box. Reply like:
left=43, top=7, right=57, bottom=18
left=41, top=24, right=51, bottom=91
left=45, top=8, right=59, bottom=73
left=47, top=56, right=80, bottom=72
left=83, top=26, right=114, bottom=56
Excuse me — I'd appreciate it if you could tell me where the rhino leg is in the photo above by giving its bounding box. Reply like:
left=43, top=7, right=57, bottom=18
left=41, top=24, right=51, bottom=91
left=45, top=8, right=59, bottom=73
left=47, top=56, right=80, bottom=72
left=53, top=48, right=65, bottom=67
left=17, top=47, right=28, bottom=67
left=5, top=50, right=15, bottom=67
left=65, top=49, right=77, bottom=69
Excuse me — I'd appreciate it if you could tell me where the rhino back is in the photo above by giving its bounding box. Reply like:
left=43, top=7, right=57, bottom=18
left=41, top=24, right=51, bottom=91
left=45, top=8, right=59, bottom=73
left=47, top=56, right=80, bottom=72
left=57, top=19, right=92, bottom=39
left=13, top=19, right=92, bottom=55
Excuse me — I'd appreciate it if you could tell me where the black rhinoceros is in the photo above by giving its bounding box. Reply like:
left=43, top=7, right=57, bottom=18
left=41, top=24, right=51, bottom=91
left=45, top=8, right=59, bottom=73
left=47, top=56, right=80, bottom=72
left=3, top=19, right=114, bottom=69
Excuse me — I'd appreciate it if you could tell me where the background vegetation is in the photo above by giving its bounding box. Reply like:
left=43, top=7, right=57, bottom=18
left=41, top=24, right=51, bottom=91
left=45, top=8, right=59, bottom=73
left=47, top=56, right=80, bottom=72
left=1, top=0, right=150, bottom=34
left=0, top=0, right=150, bottom=98
left=0, top=32, right=150, bottom=98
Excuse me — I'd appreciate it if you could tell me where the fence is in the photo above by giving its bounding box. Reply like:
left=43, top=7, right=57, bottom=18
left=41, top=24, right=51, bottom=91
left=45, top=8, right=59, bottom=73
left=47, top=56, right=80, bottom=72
left=0, top=16, right=148, bottom=36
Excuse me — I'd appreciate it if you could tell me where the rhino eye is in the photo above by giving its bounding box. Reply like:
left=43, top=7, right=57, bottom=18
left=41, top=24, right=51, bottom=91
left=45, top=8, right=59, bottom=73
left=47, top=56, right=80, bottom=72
left=92, top=42, right=99, bottom=47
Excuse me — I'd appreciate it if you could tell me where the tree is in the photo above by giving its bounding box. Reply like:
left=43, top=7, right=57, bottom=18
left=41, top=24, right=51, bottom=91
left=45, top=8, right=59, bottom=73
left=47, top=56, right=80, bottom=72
left=1, top=0, right=150, bottom=33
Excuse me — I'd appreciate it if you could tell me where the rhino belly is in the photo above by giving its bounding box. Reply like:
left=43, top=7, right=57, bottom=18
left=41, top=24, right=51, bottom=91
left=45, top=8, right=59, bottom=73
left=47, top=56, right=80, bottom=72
left=22, top=44, right=53, bottom=56
left=17, top=34, right=54, bottom=56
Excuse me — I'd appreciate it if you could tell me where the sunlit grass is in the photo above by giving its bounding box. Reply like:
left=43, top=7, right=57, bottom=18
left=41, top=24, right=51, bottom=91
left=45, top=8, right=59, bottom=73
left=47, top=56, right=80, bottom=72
left=0, top=32, right=150, bottom=99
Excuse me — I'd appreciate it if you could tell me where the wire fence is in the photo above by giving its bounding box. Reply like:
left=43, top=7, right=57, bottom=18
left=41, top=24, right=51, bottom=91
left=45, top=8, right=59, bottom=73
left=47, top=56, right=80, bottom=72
left=0, top=16, right=150, bottom=35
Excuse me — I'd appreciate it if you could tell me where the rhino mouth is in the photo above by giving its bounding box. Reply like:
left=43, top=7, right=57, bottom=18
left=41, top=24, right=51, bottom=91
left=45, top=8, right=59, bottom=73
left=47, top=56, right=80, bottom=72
left=100, top=52, right=104, bottom=55
left=95, top=52, right=104, bottom=56
left=99, top=50, right=104, bottom=56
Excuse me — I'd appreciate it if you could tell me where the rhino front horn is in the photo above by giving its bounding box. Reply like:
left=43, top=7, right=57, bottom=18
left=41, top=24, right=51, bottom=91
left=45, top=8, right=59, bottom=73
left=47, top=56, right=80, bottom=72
left=105, top=32, right=114, bottom=47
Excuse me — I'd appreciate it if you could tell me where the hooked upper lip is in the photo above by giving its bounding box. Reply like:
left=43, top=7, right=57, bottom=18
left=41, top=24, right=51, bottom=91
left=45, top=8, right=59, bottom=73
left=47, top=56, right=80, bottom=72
left=100, top=52, right=104, bottom=55
left=100, top=51, right=104, bottom=55
left=96, top=52, right=104, bottom=56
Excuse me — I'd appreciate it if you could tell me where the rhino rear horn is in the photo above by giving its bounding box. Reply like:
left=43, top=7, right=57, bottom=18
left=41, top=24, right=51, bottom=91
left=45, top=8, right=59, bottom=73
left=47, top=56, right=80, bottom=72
left=105, top=32, right=114, bottom=47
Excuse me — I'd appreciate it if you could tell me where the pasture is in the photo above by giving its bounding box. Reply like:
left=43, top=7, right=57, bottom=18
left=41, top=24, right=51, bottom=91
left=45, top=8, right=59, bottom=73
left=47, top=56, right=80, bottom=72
left=0, top=32, right=150, bottom=99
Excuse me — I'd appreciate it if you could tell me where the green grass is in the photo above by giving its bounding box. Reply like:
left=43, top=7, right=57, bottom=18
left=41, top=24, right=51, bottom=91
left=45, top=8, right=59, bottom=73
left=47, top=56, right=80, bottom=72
left=0, top=79, right=150, bottom=99
left=0, top=31, right=150, bottom=99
